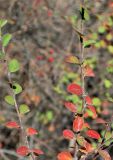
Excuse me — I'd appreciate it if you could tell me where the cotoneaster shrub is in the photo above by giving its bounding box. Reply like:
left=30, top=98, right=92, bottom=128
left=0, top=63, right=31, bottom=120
left=57, top=1, right=113, bottom=160
left=0, top=1, right=113, bottom=160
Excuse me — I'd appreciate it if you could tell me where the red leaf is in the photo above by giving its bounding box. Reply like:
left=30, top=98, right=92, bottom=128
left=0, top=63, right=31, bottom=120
left=64, top=102, right=76, bottom=113
left=63, top=129, right=74, bottom=140
left=26, top=127, right=38, bottom=136
left=99, top=149, right=111, bottom=160
left=85, top=96, right=92, bottom=105
left=86, top=129, right=100, bottom=139
left=57, top=151, right=73, bottom=160
left=5, top=121, right=20, bottom=129
left=67, top=83, right=83, bottom=95
left=48, top=57, right=54, bottom=63
left=31, top=149, right=44, bottom=156
left=16, top=146, right=29, bottom=156
left=73, top=116, right=84, bottom=132
left=84, top=66, right=95, bottom=77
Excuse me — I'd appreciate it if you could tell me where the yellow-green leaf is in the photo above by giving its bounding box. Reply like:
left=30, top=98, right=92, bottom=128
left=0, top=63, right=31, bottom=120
left=0, top=19, right=7, bottom=28
left=12, top=83, right=22, bottom=94
left=2, top=34, right=12, bottom=47
left=65, top=56, right=80, bottom=64
left=4, top=95, right=15, bottom=105
left=19, top=104, right=30, bottom=114
left=8, top=59, right=20, bottom=73
left=83, top=40, right=96, bottom=48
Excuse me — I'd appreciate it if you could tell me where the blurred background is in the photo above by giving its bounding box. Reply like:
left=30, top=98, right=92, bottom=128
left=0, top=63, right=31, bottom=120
left=0, top=0, right=113, bottom=159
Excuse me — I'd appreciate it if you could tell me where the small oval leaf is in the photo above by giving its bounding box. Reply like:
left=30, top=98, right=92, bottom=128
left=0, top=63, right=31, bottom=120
left=19, top=104, right=30, bottom=114
left=65, top=55, right=80, bottom=64
left=64, top=102, right=77, bottom=113
left=4, top=95, right=15, bottom=105
left=0, top=19, right=7, bottom=28
left=2, top=33, right=12, bottom=47
left=8, top=59, right=20, bottom=73
left=67, top=83, right=83, bottom=95
left=73, top=116, right=84, bottom=132
left=63, top=129, right=74, bottom=140
left=5, top=121, right=20, bottom=129
left=16, top=146, right=29, bottom=156
left=26, top=127, right=38, bottom=136
left=12, top=83, right=22, bottom=94
left=57, top=151, right=73, bottom=160
left=99, top=150, right=111, bottom=160
left=86, top=129, right=100, bottom=139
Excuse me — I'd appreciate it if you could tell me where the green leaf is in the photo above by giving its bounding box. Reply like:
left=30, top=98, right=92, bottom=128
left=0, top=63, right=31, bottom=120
left=84, top=8, right=90, bottom=21
left=70, top=15, right=77, bottom=25
left=8, top=59, right=20, bottom=73
left=104, top=79, right=112, bottom=89
left=106, top=34, right=112, bottom=41
left=12, top=83, right=22, bottom=94
left=19, top=104, right=30, bottom=114
left=92, top=97, right=101, bottom=107
left=98, top=26, right=106, bottom=34
left=86, top=109, right=94, bottom=117
left=0, top=19, right=7, bottom=28
left=108, top=45, right=113, bottom=54
left=83, top=40, right=96, bottom=48
left=53, top=86, right=63, bottom=94
left=105, top=131, right=112, bottom=140
left=46, top=111, right=53, bottom=122
left=80, top=7, right=90, bottom=21
left=2, top=34, right=12, bottom=47
left=4, top=95, right=15, bottom=105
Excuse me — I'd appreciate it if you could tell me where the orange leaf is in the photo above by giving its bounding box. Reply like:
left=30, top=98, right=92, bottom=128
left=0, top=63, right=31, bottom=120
left=57, top=151, right=73, bottom=160
left=80, top=141, right=94, bottom=154
left=26, top=127, right=38, bottom=136
left=16, top=146, right=29, bottom=156
left=73, top=116, right=84, bottom=132
left=64, top=102, right=76, bottom=113
left=86, top=129, right=100, bottom=139
left=99, top=149, right=111, bottom=160
left=67, top=83, right=83, bottom=95
left=63, top=129, right=74, bottom=140
left=84, top=66, right=95, bottom=77
left=65, top=55, right=80, bottom=64
left=84, top=141, right=94, bottom=152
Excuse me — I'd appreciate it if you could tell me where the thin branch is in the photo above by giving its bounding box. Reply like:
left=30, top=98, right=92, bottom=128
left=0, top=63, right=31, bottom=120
left=0, top=26, right=35, bottom=160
